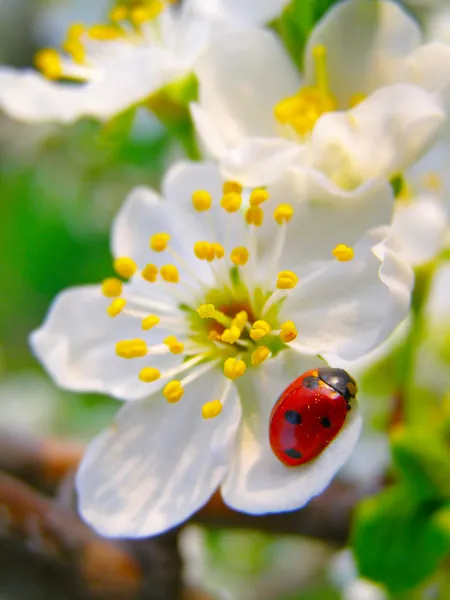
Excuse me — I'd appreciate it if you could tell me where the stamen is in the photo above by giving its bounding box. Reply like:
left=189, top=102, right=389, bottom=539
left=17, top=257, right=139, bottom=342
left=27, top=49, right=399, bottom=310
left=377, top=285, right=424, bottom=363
left=312, top=45, right=328, bottom=93
left=101, top=277, right=123, bottom=297
left=276, top=270, right=299, bottom=289
left=221, top=326, right=241, bottom=344
left=332, top=244, right=354, bottom=262
left=142, top=315, right=160, bottom=330
left=107, top=298, right=126, bottom=318
left=274, top=204, right=294, bottom=225
left=139, top=367, right=161, bottom=383
left=230, top=246, right=249, bottom=266
left=116, top=339, right=147, bottom=359
left=349, top=93, right=366, bottom=108
left=279, top=321, right=298, bottom=343
left=88, top=24, right=123, bottom=40
left=35, top=49, right=63, bottom=80
left=160, top=264, right=179, bottom=283
left=197, top=304, right=232, bottom=328
left=114, top=257, right=137, bottom=279
left=245, top=206, right=264, bottom=226
left=109, top=5, right=128, bottom=21
left=63, top=24, right=86, bottom=64
left=194, top=241, right=224, bottom=262
left=212, top=243, right=225, bottom=259
left=423, top=172, right=442, bottom=192
left=150, top=233, right=171, bottom=252
left=142, top=264, right=158, bottom=282
left=202, top=399, right=223, bottom=419
left=163, top=380, right=184, bottom=403
left=192, top=189, right=212, bottom=212
left=232, top=311, right=248, bottom=330
left=223, top=357, right=246, bottom=380
left=164, top=335, right=184, bottom=354
left=249, top=188, right=269, bottom=206
left=221, top=193, right=242, bottom=213
left=250, top=320, right=271, bottom=341
left=251, top=346, right=271, bottom=365
left=223, top=181, right=243, bottom=195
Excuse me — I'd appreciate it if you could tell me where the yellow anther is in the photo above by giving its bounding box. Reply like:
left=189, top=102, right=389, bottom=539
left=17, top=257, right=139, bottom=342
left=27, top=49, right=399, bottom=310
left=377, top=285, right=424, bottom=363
left=245, top=206, right=264, bottom=226
left=276, top=270, right=299, bottom=290
left=250, top=320, right=271, bottom=341
left=101, top=277, right=123, bottom=297
left=274, top=89, right=336, bottom=137
left=221, top=326, right=241, bottom=344
left=131, top=1, right=164, bottom=24
left=139, top=367, right=161, bottom=383
left=230, top=246, right=249, bottom=266
left=107, top=298, right=126, bottom=318
left=164, top=335, right=184, bottom=354
left=142, top=315, right=160, bottom=330
left=349, top=93, right=367, bottom=108
left=423, top=172, right=442, bottom=192
left=150, top=233, right=171, bottom=252
left=249, top=188, right=269, bottom=206
left=251, top=346, right=271, bottom=365
left=194, top=241, right=208, bottom=261
left=223, top=180, right=243, bottom=195
left=116, top=339, right=147, bottom=359
left=332, top=244, right=354, bottom=262
left=114, top=257, right=137, bottom=279
left=63, top=23, right=86, bottom=64
left=88, top=24, right=123, bottom=40
left=141, top=263, right=158, bottom=282
left=221, top=192, right=242, bottom=213
left=202, top=400, right=223, bottom=419
left=192, top=190, right=212, bottom=211
left=163, top=380, right=184, bottom=403
left=224, top=357, right=247, bottom=380
left=34, top=49, right=62, bottom=80
left=232, top=310, right=248, bottom=330
left=160, top=264, right=179, bottom=283
left=109, top=4, right=128, bottom=21
left=208, top=330, right=221, bottom=341
left=280, top=321, right=298, bottom=343
left=274, top=203, right=294, bottom=225
left=197, top=304, right=216, bottom=319
left=212, top=243, right=225, bottom=259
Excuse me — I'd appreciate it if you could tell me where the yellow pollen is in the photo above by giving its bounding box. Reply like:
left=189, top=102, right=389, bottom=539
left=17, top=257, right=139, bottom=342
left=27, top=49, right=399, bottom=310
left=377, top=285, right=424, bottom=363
left=332, top=244, right=354, bottom=262
left=107, top=298, right=126, bottom=318
left=164, top=335, right=184, bottom=354
left=163, top=380, right=184, bottom=403
left=197, top=304, right=216, bottom=319
left=251, top=346, right=271, bottom=365
left=223, top=181, right=243, bottom=195
left=230, top=246, right=249, bottom=266
left=139, top=367, right=161, bottom=382
left=142, top=315, right=160, bottom=330
left=208, top=330, right=221, bottom=341
left=212, top=243, right=225, bottom=259
left=274, top=203, right=294, bottom=225
left=276, top=270, right=299, bottom=290
left=245, top=206, right=264, bottom=227
left=349, top=93, right=367, bottom=108
left=192, top=189, right=212, bottom=211
left=109, top=5, right=128, bottom=21
left=221, top=326, right=241, bottom=344
left=423, top=172, right=442, bottom=192
left=249, top=188, right=269, bottom=206
left=114, top=257, right=137, bottom=279
left=141, top=263, right=158, bottom=283
left=63, top=23, right=86, bottom=64
left=202, top=400, right=223, bottom=419
left=101, top=277, right=123, bottom=297
left=232, top=310, right=248, bottom=330
left=131, top=1, right=164, bottom=25
left=250, top=320, right=271, bottom=341
left=150, top=233, right=171, bottom=252
left=280, top=321, right=298, bottom=343
left=116, top=339, right=147, bottom=359
left=88, top=24, right=123, bottom=40
left=221, top=192, right=242, bottom=213
left=224, top=357, right=247, bottom=380
left=160, top=264, right=179, bottom=283
left=34, top=49, right=63, bottom=80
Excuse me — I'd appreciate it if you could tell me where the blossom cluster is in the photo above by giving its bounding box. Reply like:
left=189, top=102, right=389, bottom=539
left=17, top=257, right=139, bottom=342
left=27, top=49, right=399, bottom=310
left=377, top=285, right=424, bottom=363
left=2, top=0, right=450, bottom=539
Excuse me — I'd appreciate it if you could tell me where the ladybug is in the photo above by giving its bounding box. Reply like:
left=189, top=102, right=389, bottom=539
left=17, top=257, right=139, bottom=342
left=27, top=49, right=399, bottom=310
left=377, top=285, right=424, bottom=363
left=269, top=367, right=357, bottom=467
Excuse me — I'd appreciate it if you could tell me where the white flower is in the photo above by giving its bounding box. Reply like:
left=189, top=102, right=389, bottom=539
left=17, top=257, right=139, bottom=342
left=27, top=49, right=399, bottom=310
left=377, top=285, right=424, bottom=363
left=188, top=0, right=290, bottom=27
left=191, top=0, right=449, bottom=186
left=31, top=161, right=412, bottom=537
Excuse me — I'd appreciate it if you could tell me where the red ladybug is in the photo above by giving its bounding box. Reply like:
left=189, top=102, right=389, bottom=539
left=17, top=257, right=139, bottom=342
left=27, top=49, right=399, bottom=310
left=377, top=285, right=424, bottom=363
left=269, top=367, right=357, bottom=467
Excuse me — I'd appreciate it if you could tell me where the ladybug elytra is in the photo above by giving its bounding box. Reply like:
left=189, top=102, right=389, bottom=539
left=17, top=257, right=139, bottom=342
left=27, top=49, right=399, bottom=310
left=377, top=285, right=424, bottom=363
left=269, top=367, right=357, bottom=467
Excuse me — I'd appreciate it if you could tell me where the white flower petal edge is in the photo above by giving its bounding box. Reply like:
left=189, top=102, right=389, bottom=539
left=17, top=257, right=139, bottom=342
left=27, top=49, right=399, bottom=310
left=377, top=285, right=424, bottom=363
left=221, top=353, right=362, bottom=514
left=188, top=0, right=290, bottom=27
left=30, top=285, right=183, bottom=401
left=76, top=370, right=241, bottom=538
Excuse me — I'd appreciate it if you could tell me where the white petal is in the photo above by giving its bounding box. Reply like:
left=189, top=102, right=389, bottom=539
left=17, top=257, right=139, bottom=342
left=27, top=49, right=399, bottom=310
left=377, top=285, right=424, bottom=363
left=402, top=42, right=450, bottom=108
left=281, top=227, right=413, bottom=360
left=188, top=0, right=290, bottom=26
left=310, top=84, right=445, bottom=186
left=305, top=0, right=422, bottom=106
left=76, top=370, right=241, bottom=537
left=30, top=285, right=183, bottom=401
left=221, top=354, right=362, bottom=514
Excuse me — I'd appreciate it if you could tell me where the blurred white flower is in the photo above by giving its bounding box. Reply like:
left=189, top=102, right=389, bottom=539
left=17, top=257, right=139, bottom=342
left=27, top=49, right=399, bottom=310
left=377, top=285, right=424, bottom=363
left=329, top=550, right=388, bottom=600
left=30, top=161, right=412, bottom=537
left=191, top=0, right=448, bottom=186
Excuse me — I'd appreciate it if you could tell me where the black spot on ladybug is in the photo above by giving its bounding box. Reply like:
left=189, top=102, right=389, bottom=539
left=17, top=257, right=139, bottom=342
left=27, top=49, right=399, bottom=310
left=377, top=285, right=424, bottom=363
left=318, top=368, right=357, bottom=403
left=284, top=410, right=302, bottom=425
left=320, top=416, right=332, bottom=428
left=302, top=376, right=320, bottom=390
left=284, top=448, right=303, bottom=459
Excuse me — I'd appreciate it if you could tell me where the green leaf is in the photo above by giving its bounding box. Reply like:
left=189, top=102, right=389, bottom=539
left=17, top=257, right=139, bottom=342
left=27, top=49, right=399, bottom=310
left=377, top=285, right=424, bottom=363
left=353, top=486, right=450, bottom=593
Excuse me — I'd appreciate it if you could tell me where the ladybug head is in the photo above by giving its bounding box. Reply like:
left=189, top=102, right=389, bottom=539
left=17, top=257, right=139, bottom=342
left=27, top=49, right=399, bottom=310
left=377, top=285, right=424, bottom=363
left=317, top=367, right=357, bottom=403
